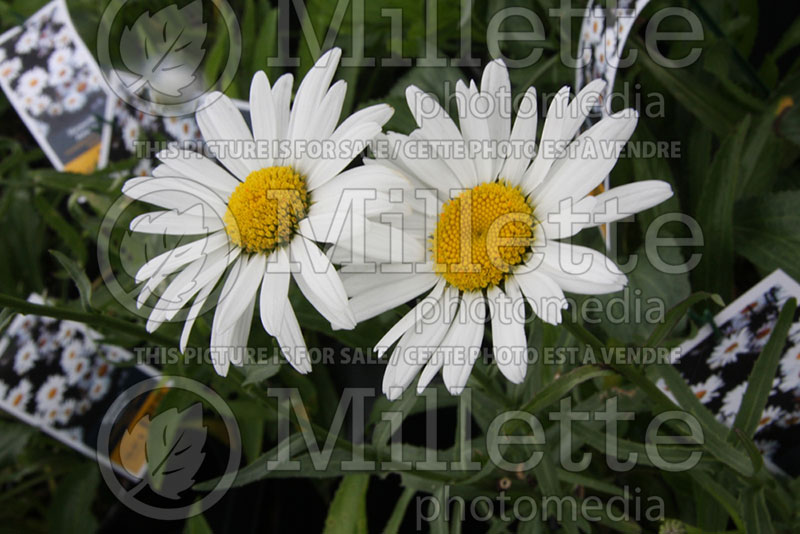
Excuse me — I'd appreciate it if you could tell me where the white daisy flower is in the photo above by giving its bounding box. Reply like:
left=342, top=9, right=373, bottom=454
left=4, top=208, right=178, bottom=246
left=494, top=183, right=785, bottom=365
left=56, top=320, right=84, bottom=343
left=56, top=398, right=76, bottom=425
left=53, top=27, right=72, bottom=48
left=708, top=328, right=749, bottom=369
left=122, top=117, right=140, bottom=153
left=48, top=47, right=72, bottom=71
left=42, top=406, right=60, bottom=424
left=750, top=323, right=774, bottom=352
left=13, top=340, right=39, bottom=375
left=100, top=345, right=132, bottom=363
left=48, top=101, right=64, bottom=116
left=63, top=89, right=87, bottom=112
left=6, top=379, right=33, bottom=409
left=123, top=48, right=392, bottom=376
left=655, top=378, right=677, bottom=404
left=76, top=398, right=91, bottom=415
left=779, top=410, right=800, bottom=428
left=779, top=344, right=800, bottom=393
left=754, top=439, right=779, bottom=459
left=48, top=63, right=73, bottom=86
left=0, top=57, right=22, bottom=83
left=720, top=381, right=747, bottom=419
left=16, top=67, right=48, bottom=97
left=690, top=374, right=723, bottom=404
left=787, top=321, right=800, bottom=344
left=756, top=405, right=784, bottom=432
left=63, top=427, right=84, bottom=442
left=132, top=158, right=153, bottom=177
left=28, top=94, right=52, bottom=117
left=14, top=29, right=38, bottom=55
left=61, top=342, right=89, bottom=385
left=35, top=375, right=68, bottom=412
left=585, top=6, right=604, bottom=45
left=339, top=60, right=672, bottom=399
left=88, top=376, right=110, bottom=401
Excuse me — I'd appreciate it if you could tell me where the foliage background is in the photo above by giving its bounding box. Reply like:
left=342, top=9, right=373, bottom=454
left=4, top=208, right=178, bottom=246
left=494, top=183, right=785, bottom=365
left=1, top=0, right=800, bottom=532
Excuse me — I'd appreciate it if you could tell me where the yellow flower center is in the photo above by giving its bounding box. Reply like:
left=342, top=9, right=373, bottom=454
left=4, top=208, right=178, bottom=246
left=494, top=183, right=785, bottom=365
left=433, top=180, right=535, bottom=292
left=223, top=166, right=309, bottom=254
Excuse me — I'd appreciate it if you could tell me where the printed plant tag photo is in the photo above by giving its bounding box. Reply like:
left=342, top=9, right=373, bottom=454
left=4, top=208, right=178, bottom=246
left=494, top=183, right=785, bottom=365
left=0, top=0, right=111, bottom=172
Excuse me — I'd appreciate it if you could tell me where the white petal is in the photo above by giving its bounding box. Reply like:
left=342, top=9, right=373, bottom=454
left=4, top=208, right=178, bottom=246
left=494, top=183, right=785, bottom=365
left=488, top=285, right=527, bottom=384
left=480, top=59, right=512, bottom=179
left=500, top=87, right=537, bottom=185
left=383, top=285, right=459, bottom=399
left=122, top=176, right=228, bottom=215
left=259, top=248, right=290, bottom=335
left=304, top=121, right=382, bottom=190
left=156, top=148, right=240, bottom=194
left=456, top=80, right=492, bottom=184
left=533, top=109, right=639, bottom=213
left=180, top=273, right=222, bottom=353
left=250, top=70, right=277, bottom=167
left=290, top=238, right=356, bottom=329
left=442, top=291, right=486, bottom=395
left=534, top=242, right=627, bottom=296
left=136, top=231, right=229, bottom=283
left=275, top=303, right=312, bottom=374
left=146, top=245, right=240, bottom=332
left=287, top=48, right=342, bottom=142
left=214, top=254, right=266, bottom=334
left=374, top=278, right=447, bottom=357
left=348, top=271, right=438, bottom=323
left=405, top=85, right=476, bottom=187
left=129, top=208, right=223, bottom=235
left=561, top=79, right=606, bottom=142
left=271, top=73, right=294, bottom=141
left=512, top=270, right=567, bottom=325
left=587, top=181, right=673, bottom=226
left=521, top=86, right=570, bottom=192
left=197, top=92, right=264, bottom=179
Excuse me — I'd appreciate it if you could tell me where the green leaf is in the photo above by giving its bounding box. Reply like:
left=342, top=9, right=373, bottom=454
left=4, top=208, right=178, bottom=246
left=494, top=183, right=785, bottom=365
left=634, top=38, right=738, bottom=137
left=33, top=194, right=86, bottom=265
left=742, top=488, right=775, bottom=534
left=735, top=192, right=800, bottom=280
left=691, top=470, right=746, bottom=532
left=646, top=292, right=723, bottom=347
left=47, top=462, right=99, bottom=534
left=648, top=363, right=756, bottom=477
left=693, top=115, right=751, bottom=301
left=0, top=421, right=35, bottom=465
left=50, top=250, right=94, bottom=311
left=383, top=487, right=415, bottom=534
left=323, top=474, right=370, bottom=534
left=518, top=365, right=611, bottom=416
left=731, top=298, right=797, bottom=438
left=183, top=505, right=213, bottom=534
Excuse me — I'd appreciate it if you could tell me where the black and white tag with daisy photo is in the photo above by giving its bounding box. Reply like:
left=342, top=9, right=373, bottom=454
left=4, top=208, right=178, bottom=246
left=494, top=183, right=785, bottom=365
left=0, top=0, right=111, bottom=173
left=658, top=270, right=800, bottom=476
left=0, top=294, right=162, bottom=480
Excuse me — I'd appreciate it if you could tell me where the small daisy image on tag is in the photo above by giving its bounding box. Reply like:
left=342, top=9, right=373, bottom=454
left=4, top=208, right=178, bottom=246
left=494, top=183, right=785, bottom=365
left=0, top=294, right=160, bottom=480
left=662, top=270, right=800, bottom=476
